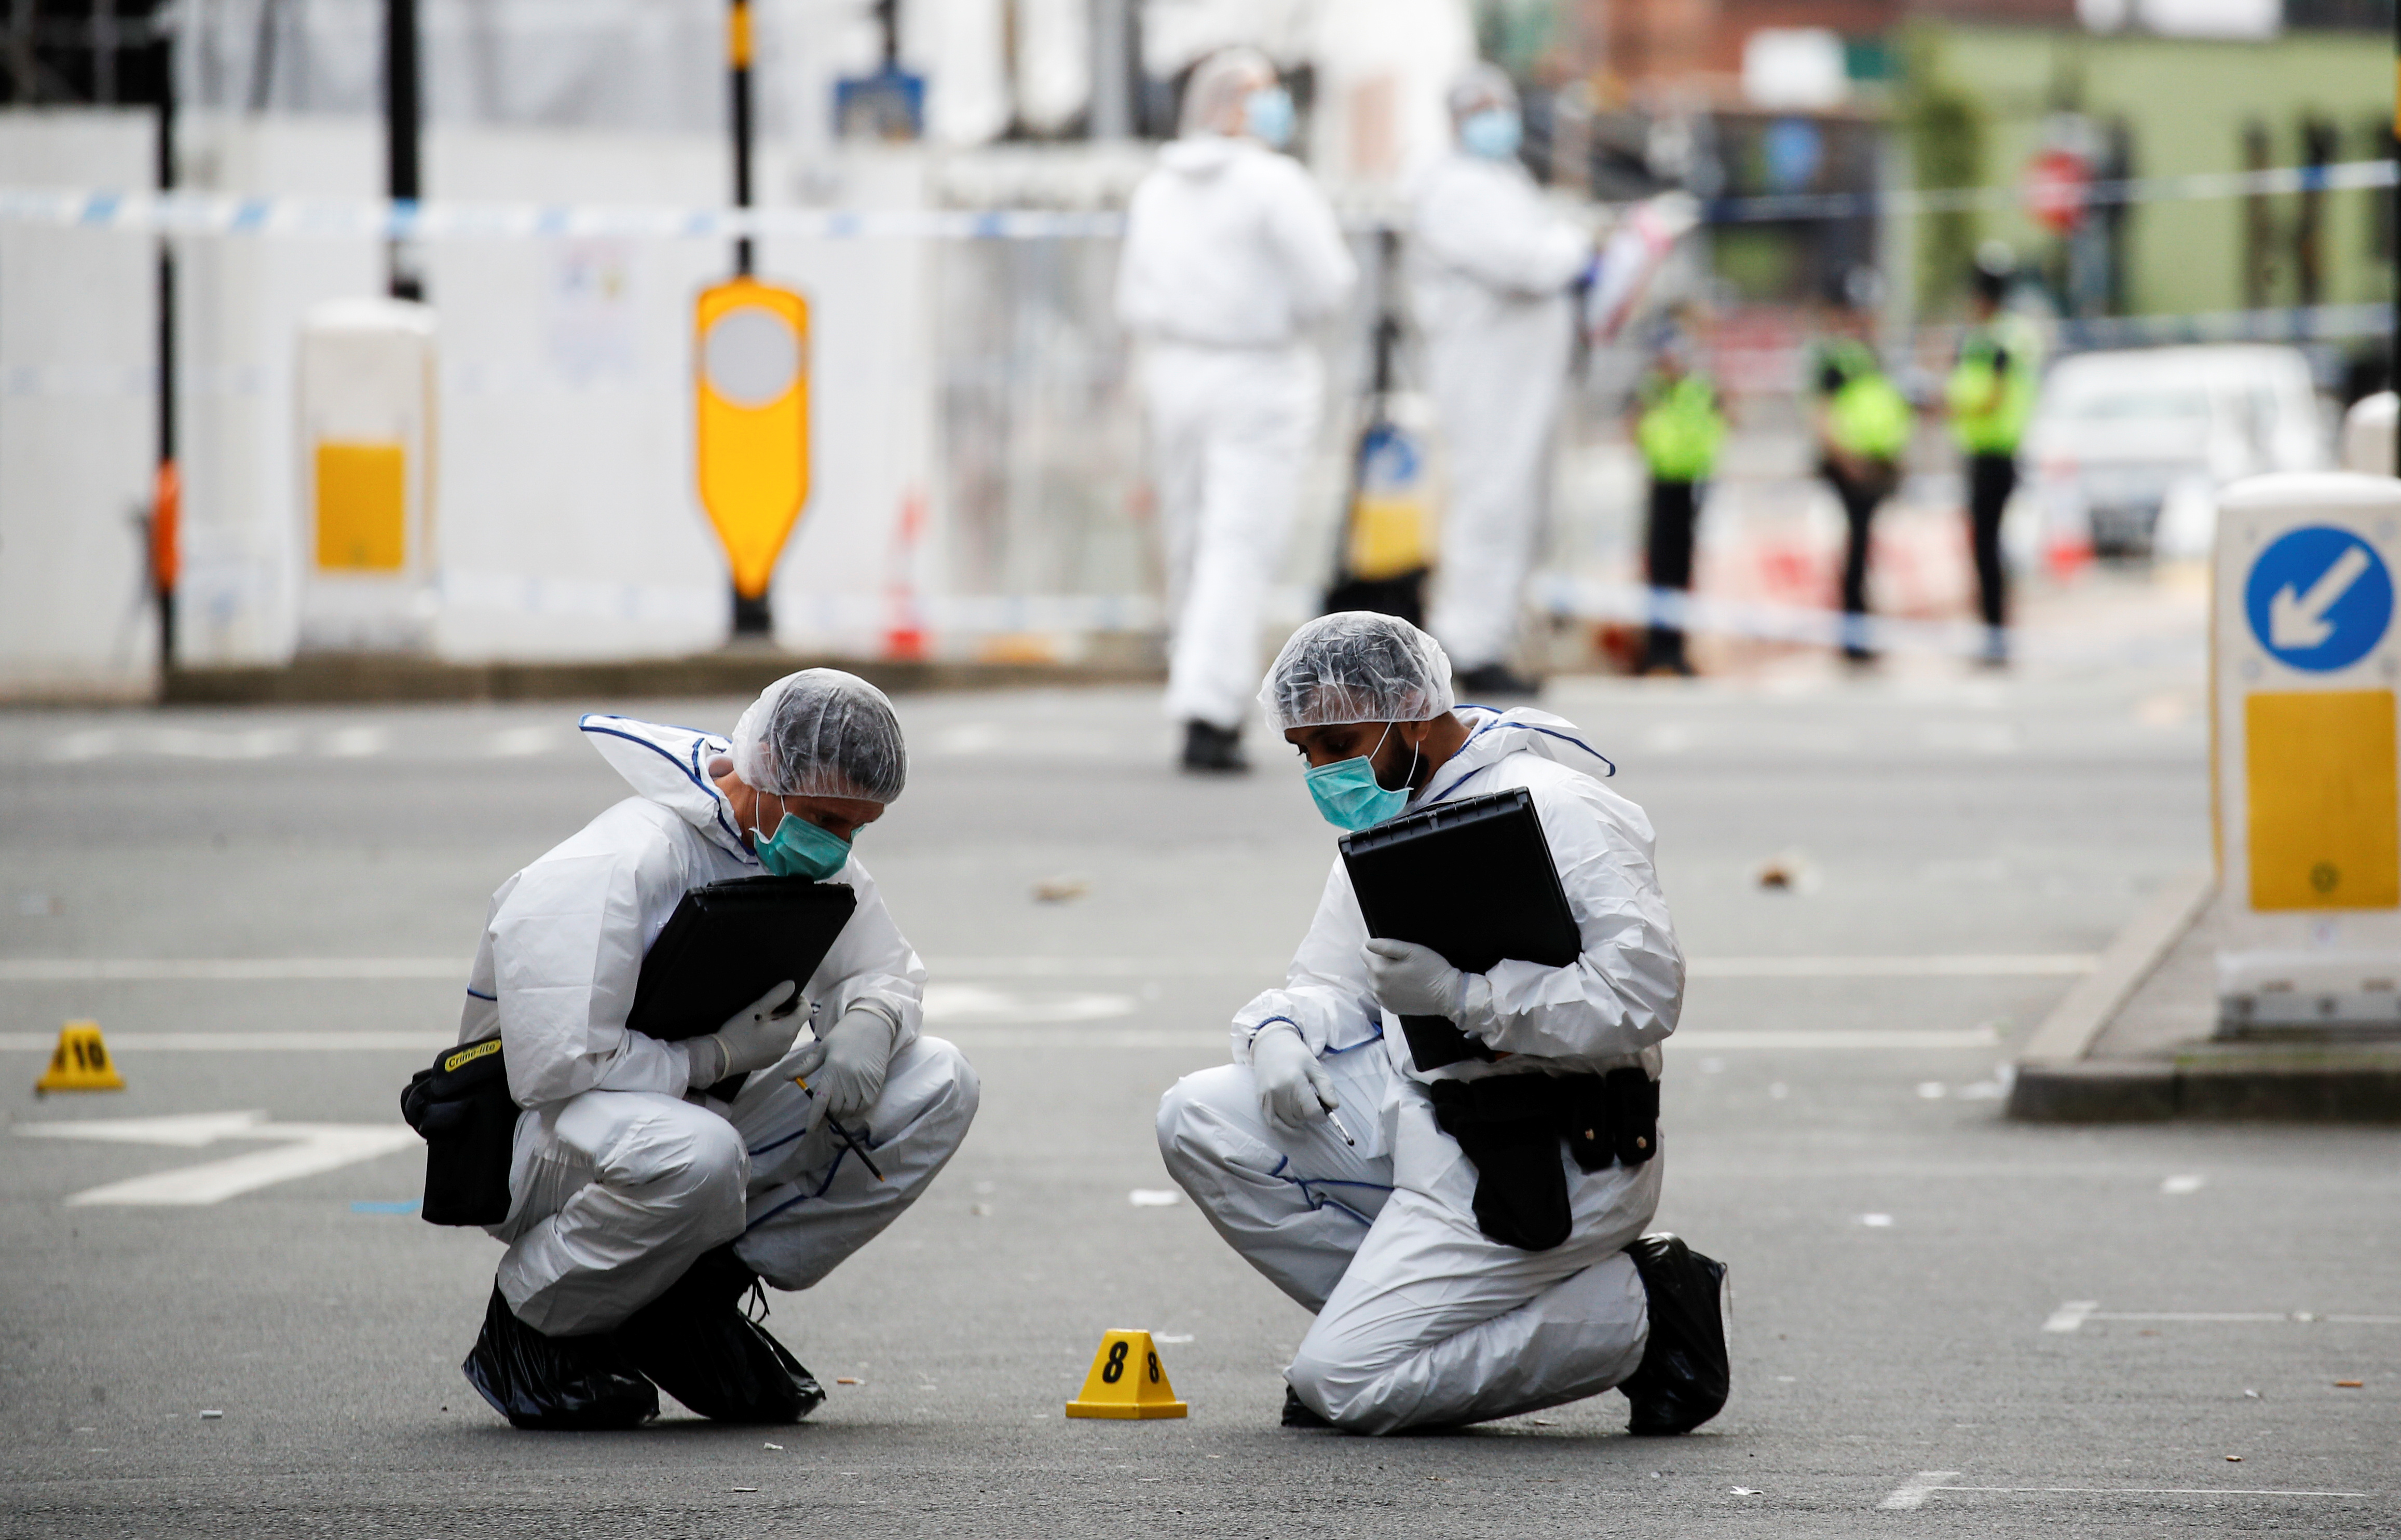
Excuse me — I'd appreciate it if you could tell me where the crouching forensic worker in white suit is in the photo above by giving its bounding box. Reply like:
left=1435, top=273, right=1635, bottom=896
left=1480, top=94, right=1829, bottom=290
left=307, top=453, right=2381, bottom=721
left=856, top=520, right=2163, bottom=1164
left=448, top=670, right=978, bottom=1429
left=1155, top=613, right=1728, bottom=1434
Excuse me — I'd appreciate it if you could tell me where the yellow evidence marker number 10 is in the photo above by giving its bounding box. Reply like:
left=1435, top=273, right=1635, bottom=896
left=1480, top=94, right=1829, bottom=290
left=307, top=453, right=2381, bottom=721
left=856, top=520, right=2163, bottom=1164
left=36, top=1020, right=125, bottom=1095
left=1065, top=1328, right=1187, bottom=1419
left=695, top=278, right=810, bottom=605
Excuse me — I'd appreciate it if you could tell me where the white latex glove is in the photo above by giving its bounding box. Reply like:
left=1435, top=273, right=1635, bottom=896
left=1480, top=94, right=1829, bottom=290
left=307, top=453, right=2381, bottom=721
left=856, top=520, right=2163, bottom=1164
left=788, top=1003, right=899, bottom=1127
left=1363, top=939, right=1466, bottom=1020
left=685, top=979, right=802, bottom=1085
left=1250, top=1022, right=1339, bottom=1135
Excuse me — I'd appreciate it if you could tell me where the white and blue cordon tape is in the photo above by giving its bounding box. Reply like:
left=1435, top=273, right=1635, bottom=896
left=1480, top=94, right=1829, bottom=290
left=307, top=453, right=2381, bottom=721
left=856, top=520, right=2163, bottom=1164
left=1, top=158, right=2390, bottom=241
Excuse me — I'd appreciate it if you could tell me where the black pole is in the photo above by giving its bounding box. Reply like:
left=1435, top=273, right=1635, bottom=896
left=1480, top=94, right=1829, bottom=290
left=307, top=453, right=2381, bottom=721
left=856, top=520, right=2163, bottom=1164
left=154, top=13, right=177, bottom=678
left=726, top=0, right=770, bottom=636
left=730, top=0, right=754, bottom=278
left=386, top=0, right=423, bottom=299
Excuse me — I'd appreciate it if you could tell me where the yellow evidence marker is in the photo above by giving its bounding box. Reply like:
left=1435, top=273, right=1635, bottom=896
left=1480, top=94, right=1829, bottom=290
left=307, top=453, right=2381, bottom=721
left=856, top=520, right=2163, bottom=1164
left=36, top=1021, right=125, bottom=1095
left=1065, top=1329, right=1187, bottom=1420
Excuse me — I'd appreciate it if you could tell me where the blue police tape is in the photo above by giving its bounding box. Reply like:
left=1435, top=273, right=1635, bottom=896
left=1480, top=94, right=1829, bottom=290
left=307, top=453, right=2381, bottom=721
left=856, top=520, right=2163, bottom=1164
left=1, top=158, right=2389, bottom=240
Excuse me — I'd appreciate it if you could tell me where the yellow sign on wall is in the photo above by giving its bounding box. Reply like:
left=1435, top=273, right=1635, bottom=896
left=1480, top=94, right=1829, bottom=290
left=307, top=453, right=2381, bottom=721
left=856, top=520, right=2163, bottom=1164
left=2246, top=689, right=2400, bottom=910
left=315, top=441, right=407, bottom=571
left=695, top=279, right=809, bottom=601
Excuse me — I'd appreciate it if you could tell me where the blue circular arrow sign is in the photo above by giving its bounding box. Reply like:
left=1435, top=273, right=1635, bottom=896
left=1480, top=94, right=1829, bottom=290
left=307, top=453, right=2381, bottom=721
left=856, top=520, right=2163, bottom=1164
left=2244, top=525, right=2394, bottom=672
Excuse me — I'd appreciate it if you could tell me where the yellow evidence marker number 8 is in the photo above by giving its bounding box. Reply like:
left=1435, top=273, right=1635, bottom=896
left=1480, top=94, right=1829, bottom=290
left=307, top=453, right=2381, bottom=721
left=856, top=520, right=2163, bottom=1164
left=1065, top=1328, right=1186, bottom=1419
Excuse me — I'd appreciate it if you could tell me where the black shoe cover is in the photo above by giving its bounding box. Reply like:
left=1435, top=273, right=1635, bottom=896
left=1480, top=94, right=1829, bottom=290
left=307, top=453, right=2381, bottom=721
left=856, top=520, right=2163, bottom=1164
left=1456, top=664, right=1543, bottom=698
left=1180, top=719, right=1248, bottom=774
left=1280, top=1385, right=1333, bottom=1429
left=1620, top=1233, right=1730, bottom=1436
left=613, top=1245, right=825, bottom=1424
left=461, top=1284, right=659, bottom=1431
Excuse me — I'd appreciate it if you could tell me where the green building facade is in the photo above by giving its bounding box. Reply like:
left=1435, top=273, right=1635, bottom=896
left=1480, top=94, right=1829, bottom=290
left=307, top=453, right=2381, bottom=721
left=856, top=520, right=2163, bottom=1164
left=1906, top=23, right=2392, bottom=322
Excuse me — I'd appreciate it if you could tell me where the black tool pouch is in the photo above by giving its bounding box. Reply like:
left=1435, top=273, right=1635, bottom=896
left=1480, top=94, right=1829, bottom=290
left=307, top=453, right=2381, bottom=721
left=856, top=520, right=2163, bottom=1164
left=400, top=1037, right=520, bottom=1227
left=1563, top=1067, right=1660, bottom=1173
left=1428, top=1077, right=1574, bottom=1252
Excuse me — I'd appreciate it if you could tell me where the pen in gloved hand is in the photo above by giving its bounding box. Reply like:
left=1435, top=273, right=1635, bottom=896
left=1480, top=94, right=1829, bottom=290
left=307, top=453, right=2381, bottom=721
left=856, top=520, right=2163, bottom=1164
left=793, top=1075, right=886, bottom=1181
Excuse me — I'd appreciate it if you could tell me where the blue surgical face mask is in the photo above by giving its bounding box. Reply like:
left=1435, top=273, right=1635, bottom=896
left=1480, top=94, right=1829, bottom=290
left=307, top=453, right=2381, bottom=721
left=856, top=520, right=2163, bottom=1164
left=1459, top=107, right=1522, bottom=162
left=753, top=809, right=853, bottom=881
left=1244, top=86, right=1295, bottom=150
left=1302, top=725, right=1420, bottom=832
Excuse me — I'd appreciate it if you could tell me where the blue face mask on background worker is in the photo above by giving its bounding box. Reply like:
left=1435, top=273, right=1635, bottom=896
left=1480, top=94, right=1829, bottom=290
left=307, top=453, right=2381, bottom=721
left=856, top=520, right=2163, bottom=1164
left=1458, top=107, right=1522, bottom=162
left=1244, top=86, right=1295, bottom=149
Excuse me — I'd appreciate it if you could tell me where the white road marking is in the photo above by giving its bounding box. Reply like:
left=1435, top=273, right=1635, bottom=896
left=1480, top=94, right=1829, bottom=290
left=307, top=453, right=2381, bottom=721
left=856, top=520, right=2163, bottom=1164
left=322, top=725, right=391, bottom=758
left=1670, top=1029, right=1999, bottom=1050
left=2160, top=1173, right=2206, bottom=1194
left=487, top=725, right=561, bottom=757
left=921, top=983, right=1134, bottom=1025
left=1878, top=1472, right=1961, bottom=1510
left=18, top=1112, right=420, bottom=1205
left=2042, top=1301, right=2401, bottom=1333
left=0, top=1031, right=447, bottom=1052
left=2042, top=1301, right=2099, bottom=1332
left=46, top=728, right=118, bottom=762
left=1687, top=955, right=2095, bottom=979
left=1882, top=1477, right=2370, bottom=1507
left=17, top=1110, right=270, bottom=1145
left=0, top=957, right=460, bottom=982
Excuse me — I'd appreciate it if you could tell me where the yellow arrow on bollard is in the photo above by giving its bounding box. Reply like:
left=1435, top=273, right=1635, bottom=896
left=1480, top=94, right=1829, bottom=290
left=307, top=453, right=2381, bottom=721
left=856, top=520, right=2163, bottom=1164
left=695, top=277, right=810, bottom=616
left=36, top=1020, right=126, bottom=1095
left=1065, top=1329, right=1187, bottom=1419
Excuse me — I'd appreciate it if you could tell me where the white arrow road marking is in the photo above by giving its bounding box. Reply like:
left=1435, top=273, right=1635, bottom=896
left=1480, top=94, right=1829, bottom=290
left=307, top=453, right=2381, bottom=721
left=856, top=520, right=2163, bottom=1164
left=2269, top=544, right=2371, bottom=650
left=16, top=1110, right=271, bottom=1146
left=18, top=1111, right=419, bottom=1205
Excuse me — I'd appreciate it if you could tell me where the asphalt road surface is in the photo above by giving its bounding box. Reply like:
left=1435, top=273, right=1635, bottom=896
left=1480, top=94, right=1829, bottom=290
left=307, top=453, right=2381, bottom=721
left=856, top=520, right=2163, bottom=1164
left=3, top=667, right=2394, bottom=1537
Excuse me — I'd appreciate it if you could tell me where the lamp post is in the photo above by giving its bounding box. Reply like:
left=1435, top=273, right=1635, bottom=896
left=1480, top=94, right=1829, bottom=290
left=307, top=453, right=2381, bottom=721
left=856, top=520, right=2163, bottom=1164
left=152, top=8, right=178, bottom=677
left=386, top=0, right=423, bottom=299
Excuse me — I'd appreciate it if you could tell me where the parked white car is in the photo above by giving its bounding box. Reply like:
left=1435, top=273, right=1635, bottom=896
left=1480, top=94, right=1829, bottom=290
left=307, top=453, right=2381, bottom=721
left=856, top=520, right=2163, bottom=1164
left=2024, top=344, right=2331, bottom=559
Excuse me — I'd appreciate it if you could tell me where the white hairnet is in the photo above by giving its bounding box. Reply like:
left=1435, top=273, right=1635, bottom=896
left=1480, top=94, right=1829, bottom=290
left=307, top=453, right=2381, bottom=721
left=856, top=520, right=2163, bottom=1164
left=1447, top=62, right=1518, bottom=122
left=1259, top=612, right=1456, bottom=731
left=729, top=668, right=908, bottom=803
left=1181, top=45, right=1275, bottom=138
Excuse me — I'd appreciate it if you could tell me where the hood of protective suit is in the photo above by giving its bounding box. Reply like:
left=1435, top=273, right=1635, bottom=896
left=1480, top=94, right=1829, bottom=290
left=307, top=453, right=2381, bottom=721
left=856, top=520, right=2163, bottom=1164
left=578, top=713, right=753, bottom=861
left=1159, top=134, right=1245, bottom=177
left=1429, top=705, right=1616, bottom=797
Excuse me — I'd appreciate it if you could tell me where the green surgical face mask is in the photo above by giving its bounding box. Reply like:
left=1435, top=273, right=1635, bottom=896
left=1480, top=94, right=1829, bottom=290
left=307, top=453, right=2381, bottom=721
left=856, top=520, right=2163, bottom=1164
left=753, top=810, right=853, bottom=881
left=1302, top=725, right=1418, bottom=831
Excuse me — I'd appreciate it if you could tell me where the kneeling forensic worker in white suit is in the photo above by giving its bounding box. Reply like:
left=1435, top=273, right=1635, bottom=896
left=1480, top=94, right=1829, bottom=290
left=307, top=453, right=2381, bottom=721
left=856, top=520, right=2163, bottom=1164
left=448, top=670, right=978, bottom=1429
left=1156, top=613, right=1728, bottom=1434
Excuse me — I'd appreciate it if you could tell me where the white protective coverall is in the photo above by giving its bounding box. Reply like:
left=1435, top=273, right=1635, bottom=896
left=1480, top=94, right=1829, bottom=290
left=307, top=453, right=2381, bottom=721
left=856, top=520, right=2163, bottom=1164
left=1410, top=153, right=1592, bottom=673
left=458, top=714, right=979, bottom=1337
left=1117, top=133, right=1357, bottom=730
left=1156, top=705, right=1681, bottom=1432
